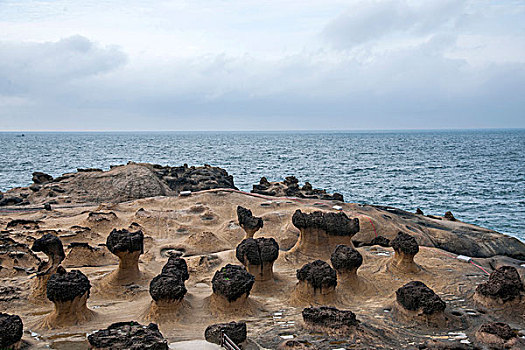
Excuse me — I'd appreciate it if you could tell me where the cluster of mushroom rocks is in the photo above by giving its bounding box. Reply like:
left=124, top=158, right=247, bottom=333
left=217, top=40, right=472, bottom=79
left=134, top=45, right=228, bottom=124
left=105, top=228, right=144, bottom=284
left=147, top=256, right=188, bottom=317
left=30, top=233, right=66, bottom=300
left=211, top=264, right=255, bottom=305
left=236, top=237, right=279, bottom=281
left=394, top=281, right=446, bottom=326
left=474, top=265, right=524, bottom=307
left=390, top=232, right=420, bottom=273
left=204, top=321, right=247, bottom=346
left=87, top=321, right=169, bottom=350
left=252, top=176, right=344, bottom=201
left=302, top=306, right=359, bottom=335
left=0, top=313, right=24, bottom=349
left=236, top=206, right=263, bottom=238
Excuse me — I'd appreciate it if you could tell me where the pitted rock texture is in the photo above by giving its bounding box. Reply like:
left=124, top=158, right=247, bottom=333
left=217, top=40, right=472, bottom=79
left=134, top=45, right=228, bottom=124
left=106, top=229, right=144, bottom=254
left=330, top=245, right=363, bottom=271
left=237, top=206, right=263, bottom=233
left=47, top=267, right=91, bottom=302
left=252, top=176, right=343, bottom=201
left=87, top=321, right=168, bottom=350
left=161, top=256, right=189, bottom=281
left=212, top=264, right=255, bottom=302
left=0, top=312, right=23, bottom=349
left=476, top=266, right=524, bottom=302
left=391, top=232, right=419, bottom=255
left=296, top=260, right=337, bottom=290
left=302, top=306, right=358, bottom=329
left=31, top=233, right=66, bottom=263
left=6, top=219, right=41, bottom=230
left=292, top=210, right=359, bottom=236
left=205, top=321, right=247, bottom=346
left=236, top=237, right=279, bottom=266
left=396, top=281, right=446, bottom=315
left=149, top=274, right=187, bottom=302
left=478, top=322, right=517, bottom=341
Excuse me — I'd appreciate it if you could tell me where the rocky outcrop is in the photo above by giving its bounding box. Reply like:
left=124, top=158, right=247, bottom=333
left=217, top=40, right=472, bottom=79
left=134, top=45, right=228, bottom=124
left=330, top=245, right=362, bottom=284
left=204, top=321, right=247, bottom=346
left=87, top=321, right=168, bottom=350
left=475, top=322, right=522, bottom=349
left=212, top=264, right=255, bottom=303
left=41, top=267, right=94, bottom=328
left=302, top=306, right=358, bottom=335
left=294, top=260, right=337, bottom=304
left=390, top=232, right=420, bottom=273
left=289, top=210, right=360, bottom=258
left=474, top=266, right=524, bottom=308
left=236, top=237, right=279, bottom=281
left=237, top=206, right=263, bottom=238
left=0, top=234, right=40, bottom=277
left=252, top=176, right=343, bottom=201
left=160, top=256, right=189, bottom=282
left=0, top=313, right=23, bottom=349
left=104, top=229, right=144, bottom=285
left=32, top=172, right=53, bottom=184
left=31, top=233, right=65, bottom=300
left=394, top=281, right=446, bottom=326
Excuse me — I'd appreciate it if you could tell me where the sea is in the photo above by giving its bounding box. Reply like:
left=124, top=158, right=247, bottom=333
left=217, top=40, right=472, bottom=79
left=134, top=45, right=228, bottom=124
left=0, top=130, right=523, bottom=241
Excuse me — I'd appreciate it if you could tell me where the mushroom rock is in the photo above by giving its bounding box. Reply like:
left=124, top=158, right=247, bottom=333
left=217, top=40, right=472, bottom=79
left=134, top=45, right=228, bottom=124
left=302, top=306, right=358, bottom=336
left=161, top=256, right=189, bottom=282
left=104, top=229, right=144, bottom=285
left=294, top=260, right=337, bottom=304
left=394, top=281, right=446, bottom=327
left=204, top=321, right=247, bottom=347
left=289, top=210, right=360, bottom=259
left=475, top=322, right=523, bottom=349
left=0, top=313, right=23, bottom=349
left=474, top=266, right=524, bottom=308
left=237, top=206, right=263, bottom=238
left=40, top=267, right=94, bottom=328
left=330, top=245, right=362, bottom=285
left=444, top=211, right=456, bottom=221
left=389, top=232, right=420, bottom=273
left=87, top=321, right=168, bottom=350
left=236, top=237, right=279, bottom=281
left=209, top=264, right=255, bottom=312
left=30, top=233, right=66, bottom=301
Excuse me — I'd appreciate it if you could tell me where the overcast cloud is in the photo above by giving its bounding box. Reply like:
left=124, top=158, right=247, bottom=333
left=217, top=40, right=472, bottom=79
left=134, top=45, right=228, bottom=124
left=0, top=0, right=524, bottom=130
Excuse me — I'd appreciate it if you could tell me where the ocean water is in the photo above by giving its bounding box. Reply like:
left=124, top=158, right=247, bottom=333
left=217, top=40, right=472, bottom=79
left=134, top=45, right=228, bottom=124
left=0, top=130, right=523, bottom=240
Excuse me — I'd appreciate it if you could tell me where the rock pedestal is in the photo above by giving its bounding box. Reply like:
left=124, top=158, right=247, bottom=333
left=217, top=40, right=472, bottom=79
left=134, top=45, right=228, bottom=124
left=302, top=306, right=358, bottom=336
left=474, top=266, right=524, bottom=309
left=30, top=233, right=65, bottom=301
left=394, top=281, right=446, bottom=327
left=289, top=210, right=359, bottom=259
left=236, top=237, right=279, bottom=281
left=87, top=321, right=169, bottom=350
left=330, top=245, right=362, bottom=286
left=0, top=313, right=23, bottom=350
left=209, top=264, right=255, bottom=313
left=294, top=260, right=337, bottom=304
left=475, top=322, right=522, bottom=349
left=237, top=206, right=263, bottom=238
left=389, top=232, right=420, bottom=273
left=104, top=229, right=144, bottom=285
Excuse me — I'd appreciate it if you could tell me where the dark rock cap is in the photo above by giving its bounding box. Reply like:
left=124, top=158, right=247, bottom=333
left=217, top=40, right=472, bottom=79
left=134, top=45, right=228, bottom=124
left=396, top=281, right=446, bottom=314
left=32, top=171, right=53, bottom=184
left=296, top=260, right=337, bottom=290
left=149, top=274, right=187, bottom=302
left=212, top=264, right=255, bottom=302
left=205, top=321, right=247, bottom=346
left=237, top=206, right=263, bottom=232
left=292, top=210, right=359, bottom=236
left=416, top=208, right=424, bottom=215
left=444, top=211, right=456, bottom=221
left=236, top=237, right=279, bottom=266
left=478, top=322, right=517, bottom=341
left=370, top=235, right=391, bottom=247
left=161, top=256, right=189, bottom=281
left=47, top=267, right=91, bottom=302
left=476, top=266, right=524, bottom=302
left=391, top=232, right=419, bottom=255
left=31, top=233, right=66, bottom=261
left=0, top=312, right=23, bottom=349
left=87, top=321, right=168, bottom=350
left=330, top=245, right=363, bottom=271
left=106, top=229, right=144, bottom=254
left=302, top=306, right=358, bottom=329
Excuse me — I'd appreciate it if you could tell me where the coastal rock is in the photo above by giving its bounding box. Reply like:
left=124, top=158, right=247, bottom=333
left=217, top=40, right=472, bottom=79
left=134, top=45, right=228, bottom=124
left=237, top=206, right=263, bottom=238
left=0, top=312, right=23, bottom=349
left=106, top=229, right=144, bottom=254
left=444, top=211, right=456, bottom=221
left=149, top=274, right=187, bottom=302
left=370, top=235, right=391, bottom=247
left=475, top=266, right=524, bottom=303
left=302, top=306, right=358, bottom=335
left=292, top=210, right=359, bottom=236
left=390, top=232, right=420, bottom=273
left=87, top=321, right=169, bottom=350
left=205, top=321, right=247, bottom=346
left=236, top=237, right=279, bottom=281
left=47, top=267, right=91, bottom=302
left=330, top=245, right=363, bottom=273
left=278, top=339, right=313, bottom=349
left=212, top=264, right=255, bottom=302
left=252, top=176, right=343, bottom=201
left=0, top=196, right=23, bottom=206
left=0, top=235, right=40, bottom=277
left=32, top=171, right=53, bottom=184
left=161, top=256, right=189, bottom=281
left=7, top=219, right=41, bottom=230
left=475, top=322, right=524, bottom=349
left=396, top=281, right=446, bottom=314
left=31, top=233, right=66, bottom=299
left=296, top=260, right=337, bottom=294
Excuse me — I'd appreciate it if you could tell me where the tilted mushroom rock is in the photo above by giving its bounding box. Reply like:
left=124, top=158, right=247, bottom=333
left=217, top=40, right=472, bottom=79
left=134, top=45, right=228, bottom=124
left=30, top=233, right=66, bottom=300
left=236, top=237, right=279, bottom=281
left=252, top=176, right=344, bottom=201
left=0, top=313, right=24, bottom=350
left=88, top=321, right=169, bottom=350
left=302, top=306, right=358, bottom=336
left=204, top=321, right=247, bottom=347
left=295, top=260, right=337, bottom=304
left=237, top=206, right=263, bottom=238
left=330, top=245, right=362, bottom=284
left=394, top=281, right=446, bottom=326
left=105, top=228, right=144, bottom=285
left=160, top=255, right=189, bottom=282
left=210, top=264, right=255, bottom=311
left=41, top=267, right=94, bottom=328
left=389, top=232, right=420, bottom=273
left=474, top=266, right=524, bottom=307
left=289, top=210, right=360, bottom=258
left=475, top=322, right=522, bottom=349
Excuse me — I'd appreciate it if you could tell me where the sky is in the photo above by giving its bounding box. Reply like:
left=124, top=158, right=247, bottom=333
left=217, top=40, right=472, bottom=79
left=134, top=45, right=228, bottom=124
left=0, top=0, right=524, bottom=131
